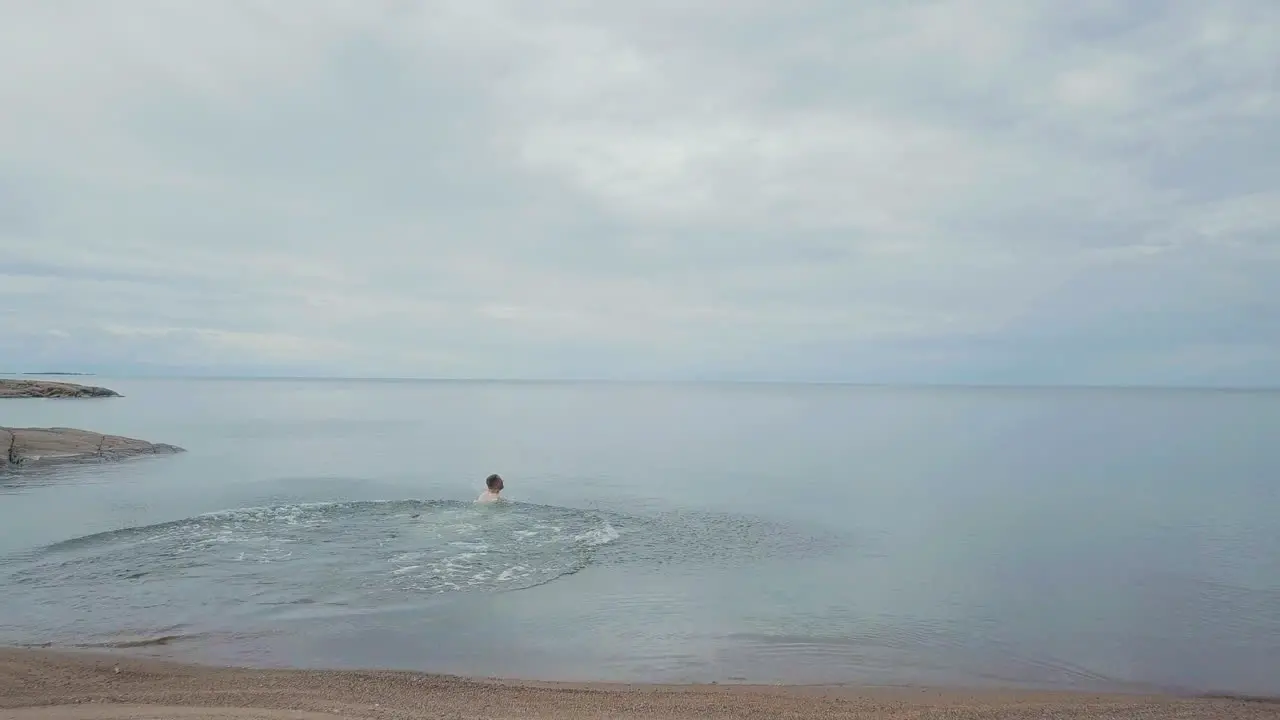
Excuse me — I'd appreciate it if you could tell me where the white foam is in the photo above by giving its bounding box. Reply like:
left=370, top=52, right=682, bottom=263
left=574, top=522, right=620, bottom=547
left=497, top=565, right=530, bottom=582
left=38, top=499, right=630, bottom=600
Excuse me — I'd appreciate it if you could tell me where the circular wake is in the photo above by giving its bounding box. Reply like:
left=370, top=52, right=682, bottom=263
left=11, top=500, right=620, bottom=600
left=0, top=499, right=844, bottom=647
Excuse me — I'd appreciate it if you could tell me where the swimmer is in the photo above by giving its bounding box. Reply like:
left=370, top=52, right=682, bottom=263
left=476, top=473, right=505, bottom=504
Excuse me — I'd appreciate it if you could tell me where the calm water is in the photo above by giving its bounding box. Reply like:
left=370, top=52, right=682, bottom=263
left=1, top=378, right=1277, bottom=696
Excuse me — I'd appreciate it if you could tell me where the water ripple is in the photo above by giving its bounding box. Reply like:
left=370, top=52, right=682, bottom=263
left=0, top=498, right=846, bottom=646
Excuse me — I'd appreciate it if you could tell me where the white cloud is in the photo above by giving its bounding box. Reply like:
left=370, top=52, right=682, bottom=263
left=0, top=0, right=1276, bottom=383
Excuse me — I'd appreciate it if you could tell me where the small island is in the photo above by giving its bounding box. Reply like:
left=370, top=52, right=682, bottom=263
left=1, top=427, right=185, bottom=469
left=0, top=378, right=122, bottom=399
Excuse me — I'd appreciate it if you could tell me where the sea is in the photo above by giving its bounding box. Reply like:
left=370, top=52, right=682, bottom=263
left=1, top=377, right=1277, bottom=696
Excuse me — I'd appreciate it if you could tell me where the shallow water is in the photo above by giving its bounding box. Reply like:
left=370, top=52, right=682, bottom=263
left=1, top=378, right=1278, bottom=695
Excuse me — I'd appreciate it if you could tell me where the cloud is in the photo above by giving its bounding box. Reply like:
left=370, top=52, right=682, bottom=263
left=0, top=0, right=1277, bottom=383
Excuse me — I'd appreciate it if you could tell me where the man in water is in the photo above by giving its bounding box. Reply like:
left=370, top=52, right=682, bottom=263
left=476, top=473, right=504, bottom=504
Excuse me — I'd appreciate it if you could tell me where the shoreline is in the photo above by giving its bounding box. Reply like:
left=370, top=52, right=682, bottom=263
left=3, top=648, right=1276, bottom=720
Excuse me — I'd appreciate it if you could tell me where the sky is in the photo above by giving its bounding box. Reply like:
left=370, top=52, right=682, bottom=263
left=1, top=1, right=1277, bottom=385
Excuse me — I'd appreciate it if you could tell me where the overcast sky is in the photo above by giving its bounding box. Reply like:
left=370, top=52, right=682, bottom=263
left=1, top=1, right=1277, bottom=384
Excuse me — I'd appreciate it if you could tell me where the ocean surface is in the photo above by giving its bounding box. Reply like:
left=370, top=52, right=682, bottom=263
left=1, top=378, right=1278, bottom=696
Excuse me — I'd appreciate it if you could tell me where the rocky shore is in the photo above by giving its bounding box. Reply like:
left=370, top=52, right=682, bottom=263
left=0, top=379, right=122, bottom=399
left=1, top=427, right=184, bottom=470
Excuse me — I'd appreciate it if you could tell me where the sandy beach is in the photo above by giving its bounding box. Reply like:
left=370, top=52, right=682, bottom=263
left=2, top=649, right=1276, bottom=720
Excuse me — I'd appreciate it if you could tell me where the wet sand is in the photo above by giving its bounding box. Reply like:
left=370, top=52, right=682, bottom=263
left=2, top=648, right=1277, bottom=719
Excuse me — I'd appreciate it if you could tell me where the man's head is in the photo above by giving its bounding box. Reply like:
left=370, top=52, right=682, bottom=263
left=485, top=473, right=504, bottom=492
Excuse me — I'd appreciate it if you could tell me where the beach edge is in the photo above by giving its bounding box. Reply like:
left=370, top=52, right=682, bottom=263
left=3, top=647, right=1276, bottom=720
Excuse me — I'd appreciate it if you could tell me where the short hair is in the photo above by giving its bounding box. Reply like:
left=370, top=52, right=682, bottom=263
left=485, top=473, right=502, bottom=489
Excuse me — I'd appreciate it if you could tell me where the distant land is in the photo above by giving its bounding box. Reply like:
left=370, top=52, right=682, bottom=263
left=0, top=378, right=121, bottom=399
left=0, top=372, right=95, bottom=377
left=22, top=371, right=96, bottom=376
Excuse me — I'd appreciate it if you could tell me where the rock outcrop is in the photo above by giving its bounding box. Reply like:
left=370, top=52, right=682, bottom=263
left=1, top=427, right=184, bottom=469
left=0, top=379, right=122, bottom=398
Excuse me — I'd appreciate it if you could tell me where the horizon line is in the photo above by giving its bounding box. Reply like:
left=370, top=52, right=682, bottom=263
left=4, top=372, right=1278, bottom=392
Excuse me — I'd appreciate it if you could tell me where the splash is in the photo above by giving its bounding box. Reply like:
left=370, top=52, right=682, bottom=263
left=13, top=500, right=620, bottom=597
left=1, top=498, right=843, bottom=651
